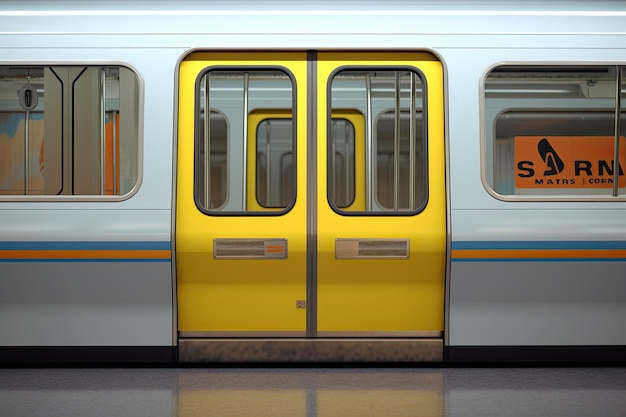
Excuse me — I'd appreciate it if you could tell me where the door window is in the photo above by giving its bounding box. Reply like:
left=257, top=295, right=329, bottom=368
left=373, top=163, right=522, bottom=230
left=328, top=69, right=428, bottom=213
left=195, top=69, right=296, bottom=213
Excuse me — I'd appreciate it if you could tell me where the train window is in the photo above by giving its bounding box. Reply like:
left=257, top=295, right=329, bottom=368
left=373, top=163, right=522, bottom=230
left=0, top=65, right=140, bottom=198
left=330, top=118, right=356, bottom=208
left=376, top=109, right=426, bottom=210
left=196, top=70, right=295, bottom=213
left=256, top=118, right=294, bottom=208
left=484, top=65, right=626, bottom=199
left=329, top=69, right=427, bottom=213
left=196, top=110, right=228, bottom=209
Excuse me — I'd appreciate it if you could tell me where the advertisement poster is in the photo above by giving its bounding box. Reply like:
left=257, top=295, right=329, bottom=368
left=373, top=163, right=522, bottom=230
left=515, top=136, right=626, bottom=189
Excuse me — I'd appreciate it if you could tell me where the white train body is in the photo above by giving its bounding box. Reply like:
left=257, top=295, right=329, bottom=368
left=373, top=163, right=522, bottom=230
left=1, top=1, right=625, bottom=363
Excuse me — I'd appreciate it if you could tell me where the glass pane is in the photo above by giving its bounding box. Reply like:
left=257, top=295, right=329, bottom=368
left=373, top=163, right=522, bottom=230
left=0, top=67, right=44, bottom=195
left=617, top=67, right=626, bottom=196
left=329, top=69, right=426, bottom=213
left=330, top=118, right=355, bottom=208
left=256, top=118, right=293, bottom=208
left=0, top=65, right=140, bottom=197
left=376, top=110, right=426, bottom=210
left=196, top=110, right=228, bottom=209
left=197, top=69, right=295, bottom=213
left=0, top=111, right=44, bottom=195
left=485, top=65, right=624, bottom=197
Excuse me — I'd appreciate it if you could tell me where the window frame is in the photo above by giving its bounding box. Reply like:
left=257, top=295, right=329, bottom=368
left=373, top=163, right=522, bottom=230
left=253, top=115, right=294, bottom=210
left=193, top=65, right=298, bottom=216
left=481, top=62, right=626, bottom=202
left=326, top=65, right=430, bottom=216
left=0, top=61, right=144, bottom=202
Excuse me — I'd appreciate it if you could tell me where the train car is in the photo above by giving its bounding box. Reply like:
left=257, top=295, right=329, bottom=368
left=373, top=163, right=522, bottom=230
left=1, top=0, right=626, bottom=364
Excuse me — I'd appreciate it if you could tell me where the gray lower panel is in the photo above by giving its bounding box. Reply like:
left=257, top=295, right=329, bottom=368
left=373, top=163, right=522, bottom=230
left=0, top=261, right=173, bottom=346
left=179, top=338, right=442, bottom=362
left=449, top=261, right=626, bottom=346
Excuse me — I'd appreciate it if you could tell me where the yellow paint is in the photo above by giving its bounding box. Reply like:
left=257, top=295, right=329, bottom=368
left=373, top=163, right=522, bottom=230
left=177, top=371, right=442, bottom=417
left=318, top=390, right=442, bottom=417
left=330, top=109, right=366, bottom=211
left=179, top=391, right=306, bottom=417
left=176, top=51, right=445, bottom=335
left=316, top=52, right=446, bottom=332
left=246, top=109, right=293, bottom=212
left=176, top=52, right=308, bottom=332
left=179, top=390, right=441, bottom=417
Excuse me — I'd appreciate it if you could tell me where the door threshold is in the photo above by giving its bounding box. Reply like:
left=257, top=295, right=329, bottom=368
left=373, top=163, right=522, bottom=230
left=178, top=337, right=443, bottom=363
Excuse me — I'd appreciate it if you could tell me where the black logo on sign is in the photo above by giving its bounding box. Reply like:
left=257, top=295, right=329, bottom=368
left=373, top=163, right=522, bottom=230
left=537, top=138, right=564, bottom=176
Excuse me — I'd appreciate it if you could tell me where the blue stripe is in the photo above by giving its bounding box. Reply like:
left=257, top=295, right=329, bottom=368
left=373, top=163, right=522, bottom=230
left=451, top=240, right=626, bottom=262
left=451, top=240, right=626, bottom=250
left=0, top=241, right=171, bottom=251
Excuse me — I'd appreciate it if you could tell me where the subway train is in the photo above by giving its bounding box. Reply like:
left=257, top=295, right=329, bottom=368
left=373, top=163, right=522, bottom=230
left=1, top=0, right=626, bottom=364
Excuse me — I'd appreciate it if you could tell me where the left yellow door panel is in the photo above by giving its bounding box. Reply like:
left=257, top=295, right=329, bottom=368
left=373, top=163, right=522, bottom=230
left=176, top=52, right=308, bottom=334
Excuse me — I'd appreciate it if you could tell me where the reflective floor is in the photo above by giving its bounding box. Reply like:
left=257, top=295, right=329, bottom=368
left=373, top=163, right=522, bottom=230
left=1, top=366, right=626, bottom=417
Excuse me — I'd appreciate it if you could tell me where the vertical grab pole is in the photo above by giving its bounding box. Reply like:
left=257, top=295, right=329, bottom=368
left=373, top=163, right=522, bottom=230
left=265, top=120, right=271, bottom=206
left=331, top=120, right=337, bottom=204
left=19, top=76, right=38, bottom=195
left=409, top=72, right=416, bottom=210
left=100, top=68, right=106, bottom=195
left=24, top=108, right=30, bottom=195
left=393, top=72, right=401, bottom=211
left=112, top=111, right=118, bottom=195
left=242, top=72, right=250, bottom=210
left=25, top=77, right=31, bottom=195
left=365, top=73, right=373, bottom=211
left=204, top=74, right=211, bottom=208
left=613, top=66, right=622, bottom=197
left=345, top=122, right=351, bottom=207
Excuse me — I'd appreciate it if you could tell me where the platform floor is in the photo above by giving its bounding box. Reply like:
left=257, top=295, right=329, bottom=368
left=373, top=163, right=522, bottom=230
left=1, top=366, right=626, bottom=416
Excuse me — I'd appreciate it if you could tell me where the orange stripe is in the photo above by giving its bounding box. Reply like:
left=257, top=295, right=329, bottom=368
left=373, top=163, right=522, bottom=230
left=0, top=250, right=171, bottom=259
left=451, top=249, right=626, bottom=259
left=266, top=246, right=284, bottom=253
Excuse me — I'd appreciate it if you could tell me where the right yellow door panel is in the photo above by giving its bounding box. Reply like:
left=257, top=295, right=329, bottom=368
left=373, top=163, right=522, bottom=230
left=316, top=52, right=446, bottom=334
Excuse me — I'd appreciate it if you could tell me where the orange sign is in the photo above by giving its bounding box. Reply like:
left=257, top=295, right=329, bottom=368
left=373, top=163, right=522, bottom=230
left=514, top=136, right=626, bottom=188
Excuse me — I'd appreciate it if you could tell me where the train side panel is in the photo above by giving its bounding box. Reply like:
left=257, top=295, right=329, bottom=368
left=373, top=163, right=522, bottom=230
left=446, top=46, right=626, bottom=361
left=0, top=46, right=181, bottom=362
